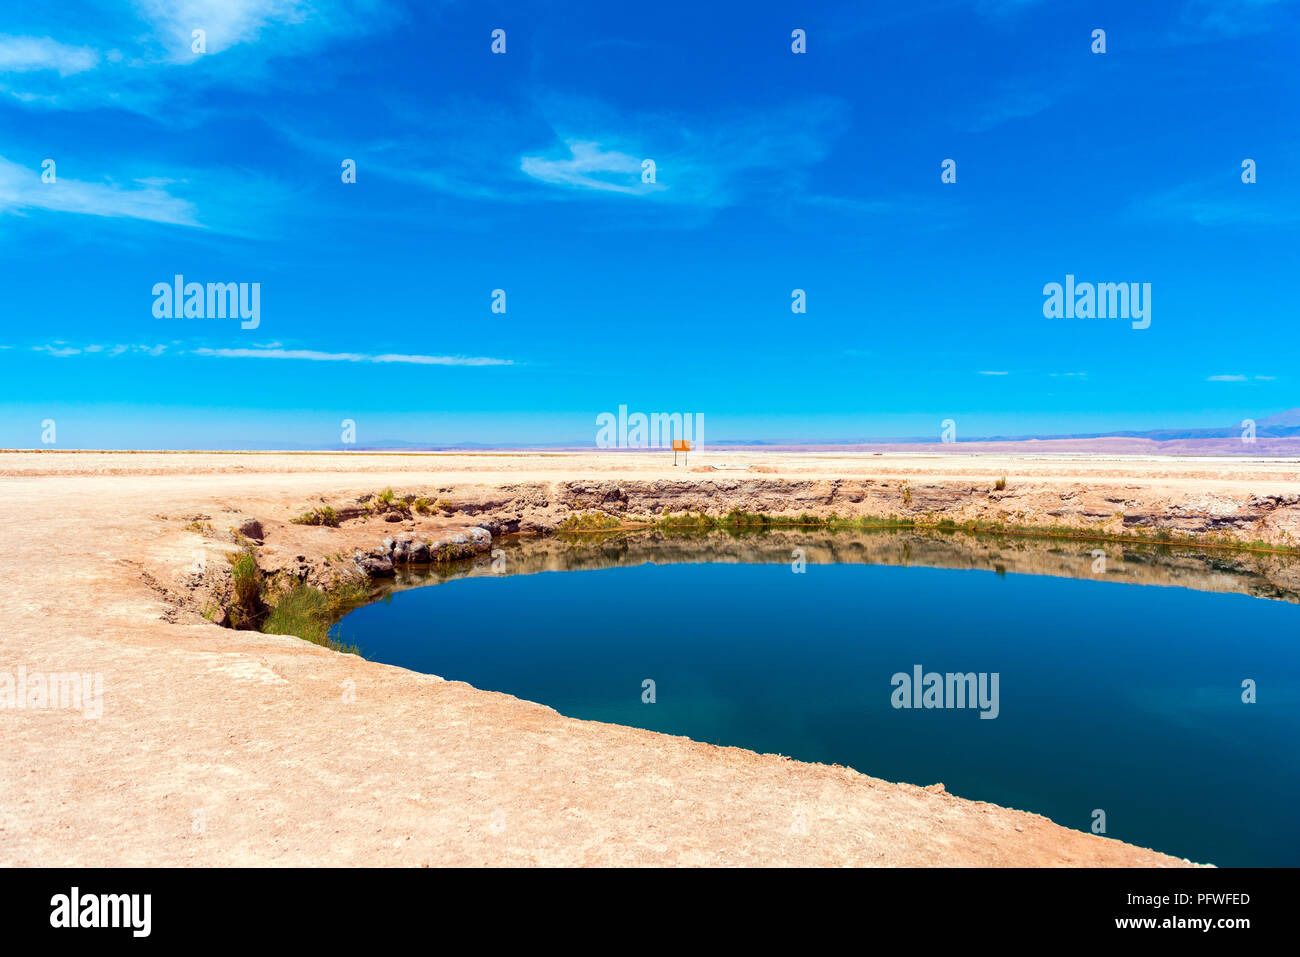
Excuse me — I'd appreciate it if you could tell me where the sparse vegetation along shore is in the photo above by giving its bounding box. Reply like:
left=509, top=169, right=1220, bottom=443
left=237, top=478, right=1299, bottom=656
left=221, top=543, right=366, bottom=655
left=261, top=582, right=364, bottom=655
left=290, top=505, right=339, bottom=527
left=554, top=509, right=1299, bottom=556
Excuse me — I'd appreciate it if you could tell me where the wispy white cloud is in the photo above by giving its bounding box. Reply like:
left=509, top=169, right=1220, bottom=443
left=515, top=95, right=849, bottom=208
left=965, top=88, right=1058, bottom=133
left=978, top=370, right=1009, bottom=376
left=0, top=1, right=392, bottom=112
left=521, top=141, right=665, bottom=196
left=1172, top=0, right=1294, bottom=42
left=0, top=155, right=200, bottom=226
left=1208, top=374, right=1248, bottom=381
left=191, top=347, right=514, bottom=366
left=33, top=343, right=168, bottom=357
left=0, top=35, right=99, bottom=75
left=133, top=0, right=312, bottom=61
left=1134, top=174, right=1300, bottom=227
left=285, top=91, right=855, bottom=219
left=28, top=343, right=514, bottom=366
left=962, top=71, right=1082, bottom=135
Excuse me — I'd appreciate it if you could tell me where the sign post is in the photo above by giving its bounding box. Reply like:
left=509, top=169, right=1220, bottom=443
left=672, top=439, right=691, bottom=466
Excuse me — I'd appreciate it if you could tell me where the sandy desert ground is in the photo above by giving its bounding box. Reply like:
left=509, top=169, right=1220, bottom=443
left=6, top=449, right=1295, bottom=866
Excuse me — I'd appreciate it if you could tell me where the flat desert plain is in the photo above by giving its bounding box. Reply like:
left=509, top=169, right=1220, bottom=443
left=6, top=449, right=1297, bottom=867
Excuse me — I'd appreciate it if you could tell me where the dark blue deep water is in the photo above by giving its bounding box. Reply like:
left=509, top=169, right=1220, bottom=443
left=332, top=539, right=1300, bottom=866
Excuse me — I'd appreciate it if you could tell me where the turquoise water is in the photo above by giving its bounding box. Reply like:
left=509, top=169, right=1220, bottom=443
left=332, top=533, right=1300, bottom=866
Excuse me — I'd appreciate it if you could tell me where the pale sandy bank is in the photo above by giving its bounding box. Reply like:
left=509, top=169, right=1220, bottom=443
left=3, top=450, right=1270, bottom=866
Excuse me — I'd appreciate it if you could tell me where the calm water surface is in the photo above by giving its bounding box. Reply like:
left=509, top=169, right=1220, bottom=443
left=331, top=530, right=1300, bottom=866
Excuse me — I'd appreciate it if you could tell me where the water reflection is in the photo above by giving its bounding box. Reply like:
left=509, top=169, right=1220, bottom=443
left=370, top=526, right=1300, bottom=605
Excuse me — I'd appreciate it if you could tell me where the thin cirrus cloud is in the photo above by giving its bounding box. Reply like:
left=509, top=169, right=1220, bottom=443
left=0, top=155, right=297, bottom=237
left=1171, top=0, right=1296, bottom=42
left=963, top=87, right=1059, bottom=134
left=285, top=92, right=854, bottom=221
left=516, top=96, right=850, bottom=208
left=1132, top=176, right=1299, bottom=227
left=33, top=343, right=168, bottom=357
left=0, top=1, right=390, bottom=111
left=1207, top=374, right=1275, bottom=382
left=0, top=155, right=200, bottom=226
left=134, top=0, right=395, bottom=62
left=521, top=141, right=665, bottom=196
left=324, top=93, right=850, bottom=211
left=0, top=35, right=100, bottom=75
left=190, top=347, right=514, bottom=367
left=133, top=0, right=313, bottom=61
left=28, top=343, right=516, bottom=367
left=266, top=84, right=852, bottom=217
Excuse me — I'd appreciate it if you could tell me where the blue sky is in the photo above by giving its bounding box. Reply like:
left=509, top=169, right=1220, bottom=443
left=1, top=0, right=1296, bottom=448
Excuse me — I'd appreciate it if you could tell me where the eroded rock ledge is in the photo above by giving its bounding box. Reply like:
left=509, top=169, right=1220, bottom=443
left=352, top=528, right=492, bottom=578
left=163, top=475, right=1300, bottom=629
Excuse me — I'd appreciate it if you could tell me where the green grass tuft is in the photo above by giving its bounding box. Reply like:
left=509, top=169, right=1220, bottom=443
left=291, top=505, right=339, bottom=527
left=226, top=546, right=264, bottom=629
left=557, top=512, right=627, bottom=530
left=262, top=584, right=330, bottom=644
left=262, top=583, right=364, bottom=655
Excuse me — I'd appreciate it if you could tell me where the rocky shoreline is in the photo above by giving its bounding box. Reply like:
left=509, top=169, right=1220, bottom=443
left=352, top=527, right=493, bottom=578
left=172, top=475, right=1300, bottom=631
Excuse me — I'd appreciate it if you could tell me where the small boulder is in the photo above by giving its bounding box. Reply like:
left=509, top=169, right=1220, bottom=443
left=358, top=555, right=394, bottom=577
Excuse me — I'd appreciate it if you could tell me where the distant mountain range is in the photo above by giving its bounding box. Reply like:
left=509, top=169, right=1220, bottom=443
left=702, top=409, right=1300, bottom=448
left=972, top=409, right=1300, bottom=444
left=180, top=409, right=1300, bottom=454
